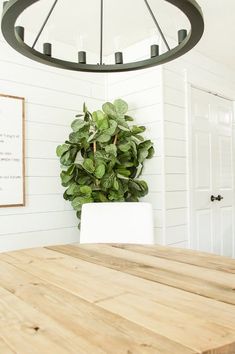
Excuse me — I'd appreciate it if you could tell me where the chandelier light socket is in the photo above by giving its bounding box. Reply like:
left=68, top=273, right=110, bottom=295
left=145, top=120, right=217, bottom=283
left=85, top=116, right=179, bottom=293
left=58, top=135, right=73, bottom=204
left=78, top=51, right=86, bottom=64
left=178, top=29, right=187, bottom=44
left=3, top=1, right=8, bottom=9
left=115, top=52, right=123, bottom=65
left=151, top=44, right=159, bottom=58
left=15, top=26, right=25, bottom=41
left=43, top=42, right=52, bottom=56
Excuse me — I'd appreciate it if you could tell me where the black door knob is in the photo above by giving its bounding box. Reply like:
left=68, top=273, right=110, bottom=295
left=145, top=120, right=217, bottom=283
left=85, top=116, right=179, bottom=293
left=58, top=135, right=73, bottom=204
left=217, top=195, right=224, bottom=201
left=211, top=195, right=224, bottom=202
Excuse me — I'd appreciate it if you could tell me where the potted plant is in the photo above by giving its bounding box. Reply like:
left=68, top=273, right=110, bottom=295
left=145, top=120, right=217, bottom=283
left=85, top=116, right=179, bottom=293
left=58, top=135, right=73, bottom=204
left=56, top=99, right=155, bottom=242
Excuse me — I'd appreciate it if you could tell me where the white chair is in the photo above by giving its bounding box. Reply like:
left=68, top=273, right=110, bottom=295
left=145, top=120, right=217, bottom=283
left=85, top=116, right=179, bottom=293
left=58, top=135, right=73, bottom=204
left=80, top=202, right=154, bottom=244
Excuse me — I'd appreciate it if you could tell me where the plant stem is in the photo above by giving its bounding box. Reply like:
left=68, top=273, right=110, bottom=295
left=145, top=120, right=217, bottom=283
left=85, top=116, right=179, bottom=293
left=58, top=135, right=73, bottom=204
left=113, top=134, right=118, bottom=145
left=93, top=141, right=97, bottom=153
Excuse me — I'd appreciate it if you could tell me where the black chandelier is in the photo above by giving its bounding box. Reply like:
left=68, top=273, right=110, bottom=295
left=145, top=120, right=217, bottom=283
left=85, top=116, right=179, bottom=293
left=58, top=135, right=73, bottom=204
left=1, top=0, right=204, bottom=73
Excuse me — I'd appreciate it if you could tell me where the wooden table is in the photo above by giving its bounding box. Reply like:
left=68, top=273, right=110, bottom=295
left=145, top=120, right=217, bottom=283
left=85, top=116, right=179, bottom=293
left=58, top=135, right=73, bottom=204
left=0, top=244, right=235, bottom=354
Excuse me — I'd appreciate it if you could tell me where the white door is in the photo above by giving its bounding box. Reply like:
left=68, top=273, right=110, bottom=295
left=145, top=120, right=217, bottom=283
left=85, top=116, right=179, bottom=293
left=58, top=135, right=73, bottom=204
left=191, top=87, right=234, bottom=257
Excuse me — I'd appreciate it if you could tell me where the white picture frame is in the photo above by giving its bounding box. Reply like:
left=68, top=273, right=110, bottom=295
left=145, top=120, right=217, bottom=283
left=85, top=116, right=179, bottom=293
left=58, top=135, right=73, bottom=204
left=0, top=94, right=25, bottom=207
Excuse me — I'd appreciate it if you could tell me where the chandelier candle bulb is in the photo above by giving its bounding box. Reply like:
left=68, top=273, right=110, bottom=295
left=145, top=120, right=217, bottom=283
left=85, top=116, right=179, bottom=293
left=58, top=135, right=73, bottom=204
left=43, top=42, right=52, bottom=56
left=178, top=29, right=188, bottom=44
left=151, top=44, right=159, bottom=58
left=78, top=51, right=86, bottom=64
left=15, top=26, right=24, bottom=41
left=115, top=52, right=123, bottom=64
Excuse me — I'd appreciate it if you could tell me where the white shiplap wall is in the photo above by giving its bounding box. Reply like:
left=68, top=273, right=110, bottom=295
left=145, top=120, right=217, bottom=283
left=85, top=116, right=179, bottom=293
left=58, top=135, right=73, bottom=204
left=106, top=64, right=164, bottom=244
left=107, top=37, right=235, bottom=248
left=162, top=46, right=235, bottom=249
left=0, top=38, right=105, bottom=252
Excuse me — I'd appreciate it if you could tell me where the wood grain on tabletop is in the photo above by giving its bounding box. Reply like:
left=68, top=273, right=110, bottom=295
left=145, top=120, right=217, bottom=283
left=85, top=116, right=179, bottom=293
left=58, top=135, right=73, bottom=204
left=0, top=243, right=234, bottom=354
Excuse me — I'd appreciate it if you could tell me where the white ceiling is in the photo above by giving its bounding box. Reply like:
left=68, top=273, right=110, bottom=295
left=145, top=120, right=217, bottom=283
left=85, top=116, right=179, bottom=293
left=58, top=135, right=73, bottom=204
left=18, top=0, right=235, bottom=70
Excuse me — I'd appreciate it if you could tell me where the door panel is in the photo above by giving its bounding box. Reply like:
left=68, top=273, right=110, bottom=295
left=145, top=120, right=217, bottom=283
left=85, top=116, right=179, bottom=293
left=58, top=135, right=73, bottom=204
left=220, top=207, right=233, bottom=257
left=196, top=210, right=213, bottom=252
left=191, top=88, right=234, bottom=257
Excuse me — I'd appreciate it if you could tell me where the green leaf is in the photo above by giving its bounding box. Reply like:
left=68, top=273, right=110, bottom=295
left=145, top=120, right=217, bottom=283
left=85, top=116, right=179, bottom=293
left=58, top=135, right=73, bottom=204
left=105, top=144, right=117, bottom=156
left=102, top=102, right=117, bottom=119
left=80, top=185, right=92, bottom=196
left=71, top=119, right=87, bottom=132
left=101, top=172, right=115, bottom=189
left=97, top=192, right=108, bottom=202
left=114, top=99, right=128, bottom=115
left=139, top=140, right=153, bottom=150
left=113, top=177, right=119, bottom=191
left=83, top=102, right=88, bottom=114
left=97, top=133, right=111, bottom=143
left=88, top=130, right=99, bottom=143
left=60, top=147, right=78, bottom=166
left=105, top=120, right=118, bottom=135
left=147, top=146, right=155, bottom=159
left=70, top=128, right=89, bottom=144
left=138, top=148, right=149, bottom=164
left=60, top=171, right=74, bottom=185
left=125, top=115, right=134, bottom=122
left=118, top=142, right=131, bottom=152
left=92, top=110, right=109, bottom=130
left=71, top=197, right=82, bottom=211
left=83, top=158, right=95, bottom=173
left=56, top=144, right=69, bottom=157
left=94, top=164, right=106, bottom=179
left=66, top=183, right=80, bottom=196
left=116, top=168, right=131, bottom=177
left=131, top=125, right=146, bottom=134
left=77, top=196, right=93, bottom=204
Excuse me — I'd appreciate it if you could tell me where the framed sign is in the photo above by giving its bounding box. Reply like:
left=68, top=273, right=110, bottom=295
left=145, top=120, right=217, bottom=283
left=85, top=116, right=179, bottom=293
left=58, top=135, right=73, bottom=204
left=0, top=94, right=25, bottom=207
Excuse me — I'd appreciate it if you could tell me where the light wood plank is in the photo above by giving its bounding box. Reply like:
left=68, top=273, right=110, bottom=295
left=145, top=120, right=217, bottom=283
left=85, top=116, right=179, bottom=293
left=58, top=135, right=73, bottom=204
left=112, top=244, right=235, bottom=274
left=0, top=286, right=104, bottom=354
left=98, top=292, right=235, bottom=354
left=3, top=249, right=235, bottom=334
left=1, top=244, right=235, bottom=354
left=1, top=249, right=126, bottom=303
left=0, top=260, right=197, bottom=354
left=0, top=336, right=15, bottom=354
left=48, top=244, right=235, bottom=305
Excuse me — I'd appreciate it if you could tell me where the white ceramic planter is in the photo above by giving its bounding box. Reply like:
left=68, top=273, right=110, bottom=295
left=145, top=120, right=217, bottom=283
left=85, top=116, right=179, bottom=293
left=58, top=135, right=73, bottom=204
left=80, top=202, right=154, bottom=244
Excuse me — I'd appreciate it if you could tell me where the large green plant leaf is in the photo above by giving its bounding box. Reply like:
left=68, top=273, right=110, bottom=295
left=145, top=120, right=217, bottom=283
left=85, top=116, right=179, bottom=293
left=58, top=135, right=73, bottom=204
left=101, top=172, right=115, bottom=189
left=60, top=147, right=78, bottom=166
left=97, top=133, right=111, bottom=143
left=118, top=142, right=131, bottom=152
left=102, top=102, right=117, bottom=119
left=92, top=110, right=109, bottom=131
left=60, top=170, right=74, bottom=186
left=114, top=99, right=128, bottom=115
left=56, top=144, right=70, bottom=157
left=105, top=120, right=118, bottom=136
left=71, top=119, right=87, bottom=132
left=66, top=182, right=80, bottom=196
left=105, top=144, right=117, bottom=156
left=94, top=164, right=106, bottom=179
left=83, top=158, right=95, bottom=173
left=80, top=185, right=92, bottom=196
left=131, top=125, right=146, bottom=134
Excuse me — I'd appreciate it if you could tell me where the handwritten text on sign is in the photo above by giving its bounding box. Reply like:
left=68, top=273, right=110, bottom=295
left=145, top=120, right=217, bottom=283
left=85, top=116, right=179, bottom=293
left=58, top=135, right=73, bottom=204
left=0, top=95, right=24, bottom=207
